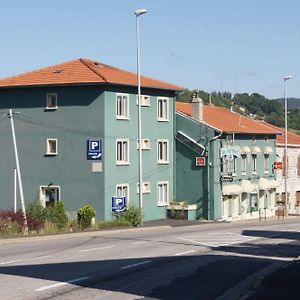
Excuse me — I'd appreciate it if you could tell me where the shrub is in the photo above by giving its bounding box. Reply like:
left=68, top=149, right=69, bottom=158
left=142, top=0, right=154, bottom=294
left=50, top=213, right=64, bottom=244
left=46, top=202, right=68, bottom=230
left=27, top=200, right=47, bottom=222
left=77, top=205, right=96, bottom=230
left=112, top=205, right=142, bottom=227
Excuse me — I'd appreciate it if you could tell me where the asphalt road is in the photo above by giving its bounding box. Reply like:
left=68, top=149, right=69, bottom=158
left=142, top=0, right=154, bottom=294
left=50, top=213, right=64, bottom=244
left=0, top=217, right=299, bottom=300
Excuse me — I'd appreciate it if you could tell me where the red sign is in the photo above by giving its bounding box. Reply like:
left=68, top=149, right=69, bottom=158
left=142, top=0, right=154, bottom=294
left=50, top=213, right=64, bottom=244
left=274, top=162, right=283, bottom=169
left=196, top=157, right=206, bottom=166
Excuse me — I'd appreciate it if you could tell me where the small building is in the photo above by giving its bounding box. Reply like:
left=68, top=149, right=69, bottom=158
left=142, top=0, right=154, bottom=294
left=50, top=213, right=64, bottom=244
left=258, top=121, right=300, bottom=214
left=175, top=98, right=280, bottom=221
left=0, top=58, right=182, bottom=221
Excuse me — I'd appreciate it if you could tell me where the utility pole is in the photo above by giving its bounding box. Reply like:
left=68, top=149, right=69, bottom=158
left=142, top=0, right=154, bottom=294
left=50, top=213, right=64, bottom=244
left=8, top=109, right=28, bottom=235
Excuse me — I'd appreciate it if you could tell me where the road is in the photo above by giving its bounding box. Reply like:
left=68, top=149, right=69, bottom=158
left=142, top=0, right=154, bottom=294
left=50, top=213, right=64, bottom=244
left=0, top=217, right=299, bottom=300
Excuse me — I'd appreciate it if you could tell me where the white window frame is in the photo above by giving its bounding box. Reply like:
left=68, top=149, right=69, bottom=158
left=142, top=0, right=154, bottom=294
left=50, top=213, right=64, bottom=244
left=157, top=181, right=169, bottom=206
left=157, top=97, right=169, bottom=121
left=46, top=138, right=58, bottom=155
left=137, top=182, right=151, bottom=194
left=137, top=138, right=151, bottom=150
left=137, top=95, right=150, bottom=107
left=157, top=139, right=169, bottom=164
left=264, top=154, right=270, bottom=174
left=46, top=93, right=58, bottom=110
left=116, top=138, right=129, bottom=165
left=241, top=154, right=247, bottom=175
left=252, top=154, right=257, bottom=174
left=116, top=93, right=129, bottom=119
left=116, top=184, right=129, bottom=205
left=39, top=185, right=60, bottom=207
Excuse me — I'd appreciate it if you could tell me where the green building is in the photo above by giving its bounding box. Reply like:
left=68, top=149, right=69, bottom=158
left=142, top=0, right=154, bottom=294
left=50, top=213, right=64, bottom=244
left=0, top=58, right=182, bottom=221
left=175, top=97, right=280, bottom=221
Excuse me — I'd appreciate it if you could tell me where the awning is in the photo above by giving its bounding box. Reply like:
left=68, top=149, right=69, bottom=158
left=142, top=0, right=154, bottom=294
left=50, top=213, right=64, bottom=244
left=251, top=146, right=261, bottom=154
left=241, top=180, right=256, bottom=193
left=264, top=146, right=273, bottom=154
left=258, top=178, right=269, bottom=190
left=175, top=131, right=205, bottom=155
left=240, top=146, right=251, bottom=155
left=222, top=184, right=243, bottom=195
left=268, top=179, right=279, bottom=189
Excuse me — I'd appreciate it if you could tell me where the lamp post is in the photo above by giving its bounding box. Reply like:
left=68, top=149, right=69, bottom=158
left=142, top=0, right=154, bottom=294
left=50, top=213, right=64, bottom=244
left=135, top=8, right=147, bottom=226
left=283, top=75, right=292, bottom=210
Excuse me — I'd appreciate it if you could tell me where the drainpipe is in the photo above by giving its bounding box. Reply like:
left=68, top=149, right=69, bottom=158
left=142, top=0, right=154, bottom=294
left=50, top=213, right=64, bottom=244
left=207, top=129, right=223, bottom=220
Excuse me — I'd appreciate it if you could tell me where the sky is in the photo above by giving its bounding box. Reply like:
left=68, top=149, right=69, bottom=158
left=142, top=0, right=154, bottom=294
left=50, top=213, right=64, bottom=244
left=0, top=0, right=299, bottom=99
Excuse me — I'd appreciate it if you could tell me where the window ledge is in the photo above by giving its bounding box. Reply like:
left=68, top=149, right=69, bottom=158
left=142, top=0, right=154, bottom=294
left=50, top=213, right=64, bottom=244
left=45, top=153, right=57, bottom=156
left=116, top=117, right=130, bottom=120
left=116, top=162, right=130, bottom=166
left=158, top=161, right=169, bottom=165
left=45, top=107, right=57, bottom=111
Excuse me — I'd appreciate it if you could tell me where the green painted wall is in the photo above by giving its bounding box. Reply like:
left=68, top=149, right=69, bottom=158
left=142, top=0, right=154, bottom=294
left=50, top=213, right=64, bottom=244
left=0, top=86, right=106, bottom=219
left=0, top=85, right=177, bottom=221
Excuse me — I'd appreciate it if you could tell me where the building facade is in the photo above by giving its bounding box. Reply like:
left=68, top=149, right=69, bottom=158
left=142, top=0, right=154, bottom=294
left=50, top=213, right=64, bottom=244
left=176, top=98, right=280, bottom=221
left=259, top=121, right=300, bottom=214
left=0, top=58, right=182, bottom=221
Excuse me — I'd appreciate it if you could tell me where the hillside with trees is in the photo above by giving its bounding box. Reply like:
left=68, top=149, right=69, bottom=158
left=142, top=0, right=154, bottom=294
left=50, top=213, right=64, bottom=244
left=176, top=89, right=300, bottom=134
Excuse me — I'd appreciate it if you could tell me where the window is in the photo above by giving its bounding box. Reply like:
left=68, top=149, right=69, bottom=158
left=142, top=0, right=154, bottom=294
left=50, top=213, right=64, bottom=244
left=226, top=134, right=234, bottom=145
left=116, top=93, right=129, bottom=119
left=252, top=154, right=257, bottom=174
left=46, top=93, right=57, bottom=110
left=137, top=182, right=151, bottom=194
left=157, top=97, right=169, bottom=121
left=241, top=154, right=247, bottom=174
left=221, top=156, right=236, bottom=175
left=157, top=139, right=169, bottom=164
left=116, top=184, right=129, bottom=204
left=40, top=186, right=60, bottom=207
left=137, top=95, right=150, bottom=107
left=116, top=139, right=129, bottom=165
left=297, top=156, right=300, bottom=176
left=264, top=154, right=270, bottom=173
left=157, top=181, right=169, bottom=206
left=46, top=139, right=57, bottom=155
left=250, top=194, right=258, bottom=212
left=137, top=139, right=151, bottom=150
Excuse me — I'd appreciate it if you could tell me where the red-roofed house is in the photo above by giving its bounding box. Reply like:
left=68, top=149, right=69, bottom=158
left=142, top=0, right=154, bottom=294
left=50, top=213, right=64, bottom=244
left=175, top=97, right=280, bottom=221
left=0, top=58, right=183, bottom=221
left=258, top=121, right=300, bottom=214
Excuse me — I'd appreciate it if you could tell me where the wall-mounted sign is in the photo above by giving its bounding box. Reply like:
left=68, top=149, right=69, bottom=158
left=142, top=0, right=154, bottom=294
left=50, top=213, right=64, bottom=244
left=220, top=146, right=240, bottom=159
left=196, top=157, right=206, bottom=166
left=220, top=176, right=233, bottom=182
left=87, top=139, right=102, bottom=160
left=112, top=196, right=126, bottom=212
left=273, top=161, right=283, bottom=169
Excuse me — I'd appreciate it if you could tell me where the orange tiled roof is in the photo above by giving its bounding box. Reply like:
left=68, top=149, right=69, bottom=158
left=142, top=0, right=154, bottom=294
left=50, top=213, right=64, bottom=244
left=0, top=58, right=183, bottom=91
left=176, top=102, right=281, bottom=135
left=257, top=121, right=300, bottom=145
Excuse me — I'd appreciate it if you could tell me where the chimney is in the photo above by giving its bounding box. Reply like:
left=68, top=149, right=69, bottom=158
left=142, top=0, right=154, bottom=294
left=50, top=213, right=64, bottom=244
left=190, top=91, right=203, bottom=122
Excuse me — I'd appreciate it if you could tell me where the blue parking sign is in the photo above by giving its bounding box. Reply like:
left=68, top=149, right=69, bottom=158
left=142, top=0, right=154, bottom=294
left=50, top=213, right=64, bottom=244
left=112, top=196, right=126, bottom=212
left=87, top=139, right=102, bottom=160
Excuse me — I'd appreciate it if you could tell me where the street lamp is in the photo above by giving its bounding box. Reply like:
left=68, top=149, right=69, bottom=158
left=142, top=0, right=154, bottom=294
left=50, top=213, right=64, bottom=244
left=135, top=8, right=147, bottom=226
left=283, top=75, right=292, bottom=211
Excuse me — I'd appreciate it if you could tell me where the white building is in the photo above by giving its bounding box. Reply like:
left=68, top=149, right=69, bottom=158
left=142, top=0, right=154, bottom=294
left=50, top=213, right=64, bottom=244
left=260, top=122, right=300, bottom=214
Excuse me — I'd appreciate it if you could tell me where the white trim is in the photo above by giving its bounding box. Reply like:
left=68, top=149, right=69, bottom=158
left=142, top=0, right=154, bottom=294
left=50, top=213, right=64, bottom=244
left=137, top=138, right=151, bottom=150
left=116, top=138, right=130, bottom=165
left=116, top=93, right=129, bottom=119
left=157, top=139, right=169, bottom=164
left=136, top=95, right=150, bottom=107
left=157, top=97, right=169, bottom=121
left=137, top=182, right=151, bottom=194
left=116, top=183, right=129, bottom=205
left=157, top=181, right=169, bottom=206
left=39, top=185, right=61, bottom=207
left=46, top=93, right=57, bottom=110
left=46, top=138, right=58, bottom=155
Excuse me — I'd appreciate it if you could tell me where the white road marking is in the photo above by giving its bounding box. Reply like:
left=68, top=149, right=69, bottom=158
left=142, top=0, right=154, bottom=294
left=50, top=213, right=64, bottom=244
left=173, top=250, right=196, bottom=256
left=35, top=276, right=89, bottom=292
left=78, top=245, right=115, bottom=252
left=0, top=259, right=22, bottom=265
left=132, top=241, right=148, bottom=245
left=121, top=260, right=151, bottom=270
